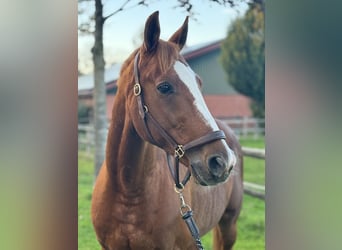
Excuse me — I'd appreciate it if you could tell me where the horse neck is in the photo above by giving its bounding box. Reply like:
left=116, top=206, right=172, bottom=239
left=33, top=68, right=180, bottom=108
left=105, top=90, right=155, bottom=195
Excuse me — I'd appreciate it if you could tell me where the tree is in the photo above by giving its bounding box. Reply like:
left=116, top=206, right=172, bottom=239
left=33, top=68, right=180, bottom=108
left=78, top=0, right=149, bottom=179
left=220, top=3, right=265, bottom=118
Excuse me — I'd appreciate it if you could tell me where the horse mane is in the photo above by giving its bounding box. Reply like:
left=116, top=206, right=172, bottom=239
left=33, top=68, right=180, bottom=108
left=116, top=48, right=139, bottom=88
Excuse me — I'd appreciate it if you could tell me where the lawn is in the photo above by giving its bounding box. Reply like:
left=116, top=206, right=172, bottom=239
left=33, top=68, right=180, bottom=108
left=78, top=136, right=265, bottom=249
left=78, top=153, right=99, bottom=250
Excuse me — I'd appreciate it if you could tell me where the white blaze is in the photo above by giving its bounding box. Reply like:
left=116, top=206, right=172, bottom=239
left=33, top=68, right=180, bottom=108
left=173, top=61, right=219, bottom=131
left=173, top=61, right=237, bottom=168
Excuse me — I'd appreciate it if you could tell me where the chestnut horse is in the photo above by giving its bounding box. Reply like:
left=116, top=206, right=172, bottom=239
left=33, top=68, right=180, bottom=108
left=91, top=11, right=243, bottom=250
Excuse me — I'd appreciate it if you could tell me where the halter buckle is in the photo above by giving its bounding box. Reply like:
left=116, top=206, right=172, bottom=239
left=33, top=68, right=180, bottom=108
left=133, top=83, right=141, bottom=96
left=175, top=145, right=185, bottom=158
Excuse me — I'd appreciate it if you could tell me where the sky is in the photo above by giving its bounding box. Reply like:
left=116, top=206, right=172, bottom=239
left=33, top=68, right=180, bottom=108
left=78, top=0, right=249, bottom=74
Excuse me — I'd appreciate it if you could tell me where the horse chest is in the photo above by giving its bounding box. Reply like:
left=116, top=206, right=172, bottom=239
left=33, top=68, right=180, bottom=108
left=105, top=215, right=183, bottom=250
left=106, top=232, right=191, bottom=250
left=102, top=197, right=182, bottom=248
left=106, top=221, right=193, bottom=250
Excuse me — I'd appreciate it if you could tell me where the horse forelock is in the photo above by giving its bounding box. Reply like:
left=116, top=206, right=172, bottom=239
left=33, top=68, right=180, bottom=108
left=141, top=40, right=180, bottom=79
left=117, top=41, right=179, bottom=91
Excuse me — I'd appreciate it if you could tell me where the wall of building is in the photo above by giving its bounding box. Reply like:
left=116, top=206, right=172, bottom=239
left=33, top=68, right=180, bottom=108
left=186, top=49, right=237, bottom=95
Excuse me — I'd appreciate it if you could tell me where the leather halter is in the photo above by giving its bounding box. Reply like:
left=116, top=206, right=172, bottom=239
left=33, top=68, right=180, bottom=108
left=133, top=52, right=226, bottom=188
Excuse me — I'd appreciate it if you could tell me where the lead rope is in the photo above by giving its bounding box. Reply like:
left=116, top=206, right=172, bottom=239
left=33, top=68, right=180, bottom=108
left=174, top=185, right=205, bottom=250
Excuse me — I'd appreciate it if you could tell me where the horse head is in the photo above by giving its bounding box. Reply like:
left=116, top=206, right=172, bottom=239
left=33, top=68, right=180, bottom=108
left=126, top=11, right=237, bottom=186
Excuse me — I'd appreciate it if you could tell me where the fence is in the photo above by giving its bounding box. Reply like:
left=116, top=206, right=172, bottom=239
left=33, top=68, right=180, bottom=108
left=221, top=117, right=264, bottom=138
left=79, top=117, right=264, bottom=140
left=78, top=123, right=265, bottom=200
left=242, top=147, right=265, bottom=200
left=78, top=124, right=95, bottom=157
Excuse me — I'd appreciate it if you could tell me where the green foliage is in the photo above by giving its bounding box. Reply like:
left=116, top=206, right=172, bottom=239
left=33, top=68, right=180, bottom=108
left=221, top=4, right=265, bottom=118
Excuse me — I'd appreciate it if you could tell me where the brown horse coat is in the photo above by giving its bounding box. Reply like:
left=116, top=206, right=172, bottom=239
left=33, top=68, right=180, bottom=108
left=91, top=11, right=243, bottom=250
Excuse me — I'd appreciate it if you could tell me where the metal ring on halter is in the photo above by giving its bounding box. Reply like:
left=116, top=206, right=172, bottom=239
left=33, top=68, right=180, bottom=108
left=134, top=83, right=141, bottom=96
left=180, top=204, right=192, bottom=216
left=174, top=183, right=184, bottom=193
left=143, top=105, right=148, bottom=113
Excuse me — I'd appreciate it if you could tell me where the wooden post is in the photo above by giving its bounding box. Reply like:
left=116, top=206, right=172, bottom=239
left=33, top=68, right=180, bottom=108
left=242, top=147, right=265, bottom=159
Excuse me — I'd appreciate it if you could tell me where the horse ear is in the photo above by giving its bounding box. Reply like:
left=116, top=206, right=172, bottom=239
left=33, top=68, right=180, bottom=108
left=143, top=11, right=160, bottom=53
left=168, top=16, right=189, bottom=50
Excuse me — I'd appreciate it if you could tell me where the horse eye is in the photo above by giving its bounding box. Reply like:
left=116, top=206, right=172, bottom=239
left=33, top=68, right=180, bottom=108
left=157, top=82, right=174, bottom=95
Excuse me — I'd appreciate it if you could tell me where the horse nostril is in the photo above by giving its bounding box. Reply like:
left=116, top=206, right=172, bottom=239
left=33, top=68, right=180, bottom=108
left=208, top=155, right=227, bottom=178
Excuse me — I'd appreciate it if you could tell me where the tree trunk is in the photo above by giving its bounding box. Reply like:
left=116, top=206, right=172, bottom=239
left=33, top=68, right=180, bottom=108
left=92, top=0, right=107, bottom=179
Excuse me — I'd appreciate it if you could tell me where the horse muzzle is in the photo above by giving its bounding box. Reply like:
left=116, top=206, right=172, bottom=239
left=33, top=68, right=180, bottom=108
left=188, top=140, right=236, bottom=186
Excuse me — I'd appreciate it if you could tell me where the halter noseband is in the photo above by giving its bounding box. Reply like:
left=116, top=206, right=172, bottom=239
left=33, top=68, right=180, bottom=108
left=133, top=52, right=226, bottom=188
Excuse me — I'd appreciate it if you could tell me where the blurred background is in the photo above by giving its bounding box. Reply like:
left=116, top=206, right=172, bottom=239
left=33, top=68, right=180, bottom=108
left=1, top=0, right=342, bottom=249
left=78, top=1, right=265, bottom=249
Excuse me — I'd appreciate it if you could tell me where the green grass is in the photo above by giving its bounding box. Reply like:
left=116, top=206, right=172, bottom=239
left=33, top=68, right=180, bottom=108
left=78, top=136, right=265, bottom=249
left=240, top=137, right=265, bottom=185
left=236, top=136, right=265, bottom=249
left=78, top=153, right=99, bottom=250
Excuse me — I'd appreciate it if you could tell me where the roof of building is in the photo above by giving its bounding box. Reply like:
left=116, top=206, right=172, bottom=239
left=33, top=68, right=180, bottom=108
left=181, top=39, right=222, bottom=60
left=78, top=63, right=122, bottom=95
